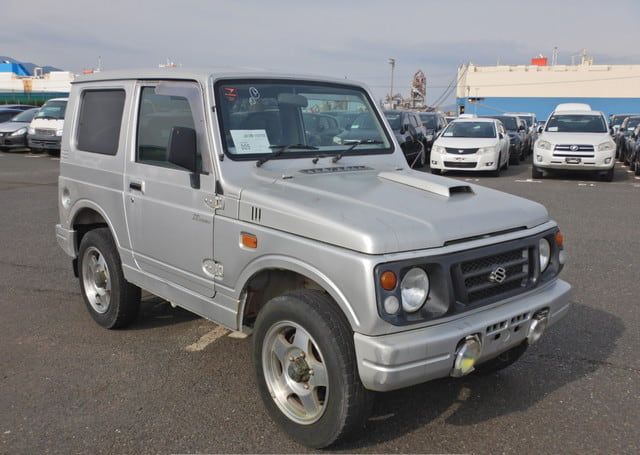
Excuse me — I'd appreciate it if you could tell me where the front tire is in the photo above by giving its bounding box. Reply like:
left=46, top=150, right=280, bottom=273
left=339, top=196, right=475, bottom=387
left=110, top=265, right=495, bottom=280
left=253, top=290, right=372, bottom=448
left=431, top=168, right=442, bottom=175
left=490, top=154, right=502, bottom=177
left=78, top=228, right=141, bottom=329
left=531, top=165, right=543, bottom=179
left=601, top=168, right=614, bottom=182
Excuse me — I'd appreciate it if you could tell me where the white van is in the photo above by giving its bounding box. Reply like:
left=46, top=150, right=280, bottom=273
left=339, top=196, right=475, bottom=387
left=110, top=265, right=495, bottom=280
left=27, top=97, right=68, bottom=155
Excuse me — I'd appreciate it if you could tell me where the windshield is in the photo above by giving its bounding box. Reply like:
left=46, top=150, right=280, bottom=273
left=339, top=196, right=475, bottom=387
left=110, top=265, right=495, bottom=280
left=418, top=113, right=437, bottom=129
left=545, top=114, right=607, bottom=133
left=11, top=108, right=39, bottom=123
left=488, top=116, right=517, bottom=130
left=611, top=115, right=629, bottom=126
left=216, top=80, right=391, bottom=160
left=442, top=121, right=496, bottom=138
left=625, top=117, right=640, bottom=129
left=383, top=112, right=402, bottom=130
left=34, top=100, right=67, bottom=120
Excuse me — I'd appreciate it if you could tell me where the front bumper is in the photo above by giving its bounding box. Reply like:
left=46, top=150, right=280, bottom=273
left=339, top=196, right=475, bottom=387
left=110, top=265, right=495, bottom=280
left=354, top=279, right=571, bottom=391
left=534, top=146, right=614, bottom=171
left=0, top=132, right=28, bottom=149
left=28, top=133, right=61, bottom=151
left=430, top=151, right=499, bottom=171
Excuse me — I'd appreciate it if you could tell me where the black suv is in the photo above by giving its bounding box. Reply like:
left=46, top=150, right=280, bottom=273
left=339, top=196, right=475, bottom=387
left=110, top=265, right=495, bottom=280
left=383, top=110, right=428, bottom=168
left=483, top=115, right=527, bottom=164
left=417, top=112, right=447, bottom=154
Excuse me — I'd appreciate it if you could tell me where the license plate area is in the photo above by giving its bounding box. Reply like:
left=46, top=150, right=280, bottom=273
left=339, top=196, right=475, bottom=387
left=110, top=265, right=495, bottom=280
left=565, top=157, right=582, bottom=164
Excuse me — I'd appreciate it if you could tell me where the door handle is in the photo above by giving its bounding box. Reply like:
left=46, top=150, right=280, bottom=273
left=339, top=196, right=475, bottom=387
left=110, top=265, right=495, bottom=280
left=129, top=181, right=144, bottom=193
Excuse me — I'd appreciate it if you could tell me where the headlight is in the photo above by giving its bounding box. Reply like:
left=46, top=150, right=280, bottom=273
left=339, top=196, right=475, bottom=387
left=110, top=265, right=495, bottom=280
left=539, top=238, right=551, bottom=272
left=537, top=140, right=552, bottom=150
left=432, top=145, right=445, bottom=154
left=477, top=146, right=495, bottom=154
left=56, top=129, right=63, bottom=137
left=597, top=141, right=614, bottom=152
left=10, top=127, right=27, bottom=136
left=28, top=127, right=35, bottom=135
left=400, top=267, right=429, bottom=312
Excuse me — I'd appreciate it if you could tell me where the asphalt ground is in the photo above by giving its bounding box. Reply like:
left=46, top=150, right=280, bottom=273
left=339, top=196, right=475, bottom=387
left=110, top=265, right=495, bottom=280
left=1, top=150, right=639, bottom=454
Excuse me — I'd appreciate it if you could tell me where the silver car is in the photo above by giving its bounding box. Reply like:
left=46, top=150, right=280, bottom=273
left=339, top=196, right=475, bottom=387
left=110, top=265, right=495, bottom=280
left=56, top=69, right=571, bottom=448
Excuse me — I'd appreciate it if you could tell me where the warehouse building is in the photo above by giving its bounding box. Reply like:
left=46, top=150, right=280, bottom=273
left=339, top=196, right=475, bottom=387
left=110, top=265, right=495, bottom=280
left=456, top=56, right=640, bottom=119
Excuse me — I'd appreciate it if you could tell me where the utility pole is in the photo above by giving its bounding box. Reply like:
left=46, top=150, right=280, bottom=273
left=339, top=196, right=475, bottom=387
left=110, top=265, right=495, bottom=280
left=388, top=58, right=395, bottom=108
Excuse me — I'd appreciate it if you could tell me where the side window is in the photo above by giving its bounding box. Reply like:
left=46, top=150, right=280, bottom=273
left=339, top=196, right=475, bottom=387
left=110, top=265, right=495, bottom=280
left=77, top=90, right=126, bottom=155
left=136, top=86, right=197, bottom=166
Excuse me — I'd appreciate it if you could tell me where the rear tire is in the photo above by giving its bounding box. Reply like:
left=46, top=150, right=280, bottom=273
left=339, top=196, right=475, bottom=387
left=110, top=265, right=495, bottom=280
left=635, top=161, right=640, bottom=176
left=531, top=165, right=543, bottom=179
left=253, top=290, right=372, bottom=449
left=78, top=228, right=141, bottom=329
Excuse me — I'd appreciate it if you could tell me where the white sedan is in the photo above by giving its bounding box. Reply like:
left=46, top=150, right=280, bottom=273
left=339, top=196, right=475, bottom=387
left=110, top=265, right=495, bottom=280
left=430, top=118, right=511, bottom=176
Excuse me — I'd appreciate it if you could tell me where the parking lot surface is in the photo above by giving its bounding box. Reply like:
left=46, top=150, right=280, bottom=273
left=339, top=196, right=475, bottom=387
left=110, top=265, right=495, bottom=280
left=1, top=151, right=639, bottom=454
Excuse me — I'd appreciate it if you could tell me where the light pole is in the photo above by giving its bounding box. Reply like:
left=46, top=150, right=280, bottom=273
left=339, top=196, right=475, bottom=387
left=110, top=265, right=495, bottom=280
left=388, top=58, right=395, bottom=108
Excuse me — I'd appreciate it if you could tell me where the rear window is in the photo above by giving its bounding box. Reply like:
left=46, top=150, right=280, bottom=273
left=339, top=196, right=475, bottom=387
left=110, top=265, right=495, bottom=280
left=77, top=90, right=126, bottom=155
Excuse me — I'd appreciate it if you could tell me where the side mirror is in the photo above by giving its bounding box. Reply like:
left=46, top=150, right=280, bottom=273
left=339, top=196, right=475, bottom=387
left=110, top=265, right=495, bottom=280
left=167, top=126, right=200, bottom=189
left=498, top=132, right=504, bottom=139
left=518, top=125, right=526, bottom=131
left=537, top=126, right=544, bottom=133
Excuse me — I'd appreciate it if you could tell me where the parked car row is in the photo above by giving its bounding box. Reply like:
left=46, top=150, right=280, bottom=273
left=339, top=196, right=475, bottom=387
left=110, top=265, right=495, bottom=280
left=611, top=113, right=640, bottom=175
left=0, top=97, right=68, bottom=155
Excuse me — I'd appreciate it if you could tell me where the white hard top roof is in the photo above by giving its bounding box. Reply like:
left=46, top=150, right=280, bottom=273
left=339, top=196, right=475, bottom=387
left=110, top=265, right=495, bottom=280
left=44, top=97, right=68, bottom=102
left=451, top=117, right=496, bottom=123
left=554, top=103, right=592, bottom=112
left=73, top=67, right=367, bottom=88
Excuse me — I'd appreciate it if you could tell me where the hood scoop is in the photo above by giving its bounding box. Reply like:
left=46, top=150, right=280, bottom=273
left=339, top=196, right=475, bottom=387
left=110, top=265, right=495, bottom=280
left=299, top=165, right=373, bottom=175
left=378, top=171, right=474, bottom=198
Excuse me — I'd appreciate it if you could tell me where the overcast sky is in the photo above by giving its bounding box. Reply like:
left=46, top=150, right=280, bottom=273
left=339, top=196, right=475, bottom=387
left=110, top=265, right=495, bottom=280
left=3, top=0, right=640, bottom=106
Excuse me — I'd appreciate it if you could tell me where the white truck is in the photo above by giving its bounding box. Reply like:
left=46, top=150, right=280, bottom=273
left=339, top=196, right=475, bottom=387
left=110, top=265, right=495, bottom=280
left=533, top=103, right=615, bottom=181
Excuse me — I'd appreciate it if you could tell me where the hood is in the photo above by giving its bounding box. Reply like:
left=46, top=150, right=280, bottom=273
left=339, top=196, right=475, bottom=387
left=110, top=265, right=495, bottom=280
left=29, top=118, right=63, bottom=128
left=0, top=121, right=27, bottom=133
left=239, top=168, right=548, bottom=254
left=542, top=132, right=611, bottom=144
left=434, top=137, right=498, bottom=148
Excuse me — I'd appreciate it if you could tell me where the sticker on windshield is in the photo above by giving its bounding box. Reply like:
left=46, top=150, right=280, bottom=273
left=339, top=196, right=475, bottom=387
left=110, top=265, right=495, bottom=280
left=547, top=126, right=558, bottom=132
left=230, top=129, right=271, bottom=154
left=224, top=87, right=237, bottom=101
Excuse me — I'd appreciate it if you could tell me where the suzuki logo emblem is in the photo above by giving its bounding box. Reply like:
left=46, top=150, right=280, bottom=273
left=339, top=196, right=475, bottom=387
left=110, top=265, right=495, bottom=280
left=570, top=144, right=579, bottom=151
left=488, top=266, right=507, bottom=284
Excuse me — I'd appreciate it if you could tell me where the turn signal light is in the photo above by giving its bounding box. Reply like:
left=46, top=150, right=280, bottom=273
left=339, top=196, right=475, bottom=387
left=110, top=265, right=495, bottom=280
left=380, top=271, right=397, bottom=291
left=241, top=232, right=258, bottom=249
left=555, top=231, right=564, bottom=248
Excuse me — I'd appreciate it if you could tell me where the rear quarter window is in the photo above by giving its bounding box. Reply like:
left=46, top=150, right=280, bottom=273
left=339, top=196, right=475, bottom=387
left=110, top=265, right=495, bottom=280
left=76, top=90, right=126, bottom=155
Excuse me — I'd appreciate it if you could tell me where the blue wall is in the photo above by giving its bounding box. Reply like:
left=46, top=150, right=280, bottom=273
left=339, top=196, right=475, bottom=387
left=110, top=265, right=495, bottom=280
left=456, top=97, right=640, bottom=120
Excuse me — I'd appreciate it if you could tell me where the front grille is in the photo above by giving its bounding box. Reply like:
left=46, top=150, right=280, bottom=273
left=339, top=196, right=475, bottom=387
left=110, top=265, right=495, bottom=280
left=455, top=248, right=533, bottom=306
left=35, top=128, right=56, bottom=136
left=30, top=139, right=59, bottom=148
left=444, top=161, right=476, bottom=168
left=445, top=147, right=478, bottom=154
left=553, top=144, right=595, bottom=158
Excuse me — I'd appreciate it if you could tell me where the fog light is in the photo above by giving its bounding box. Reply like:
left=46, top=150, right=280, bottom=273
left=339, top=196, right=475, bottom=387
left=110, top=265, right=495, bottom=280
left=431, top=160, right=437, bottom=165
left=451, top=335, right=481, bottom=377
left=605, top=157, right=612, bottom=164
left=526, top=311, right=549, bottom=345
left=537, top=155, right=543, bottom=162
left=486, top=162, right=493, bottom=166
left=383, top=295, right=400, bottom=315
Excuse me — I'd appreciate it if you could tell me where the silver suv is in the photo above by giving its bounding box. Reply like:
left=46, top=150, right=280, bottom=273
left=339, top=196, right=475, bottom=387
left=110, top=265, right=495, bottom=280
left=56, top=69, right=571, bottom=448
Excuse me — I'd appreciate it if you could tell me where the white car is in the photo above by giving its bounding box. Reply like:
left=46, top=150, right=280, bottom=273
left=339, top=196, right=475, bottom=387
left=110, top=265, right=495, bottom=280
left=533, top=104, right=615, bottom=181
left=430, top=118, right=510, bottom=176
left=27, top=97, right=68, bottom=155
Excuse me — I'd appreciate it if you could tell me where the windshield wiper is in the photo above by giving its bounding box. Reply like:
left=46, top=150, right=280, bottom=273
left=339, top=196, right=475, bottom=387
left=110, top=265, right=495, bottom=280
left=256, top=144, right=319, bottom=167
left=331, top=139, right=384, bottom=163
